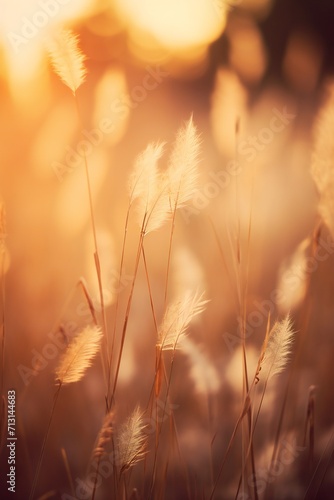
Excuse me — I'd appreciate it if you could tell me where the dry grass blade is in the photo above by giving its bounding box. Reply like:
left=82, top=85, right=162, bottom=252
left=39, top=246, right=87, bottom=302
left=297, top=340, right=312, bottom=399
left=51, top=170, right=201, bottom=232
left=78, top=277, right=98, bottom=326
left=168, top=115, right=201, bottom=208
left=56, top=325, right=102, bottom=385
left=116, top=407, right=147, bottom=473
left=157, top=290, right=208, bottom=351
left=259, top=314, right=294, bottom=382
left=47, top=29, right=87, bottom=94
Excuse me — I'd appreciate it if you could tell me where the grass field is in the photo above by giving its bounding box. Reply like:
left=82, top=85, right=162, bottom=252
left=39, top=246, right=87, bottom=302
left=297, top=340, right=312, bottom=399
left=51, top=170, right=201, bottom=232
left=0, top=1, right=334, bottom=499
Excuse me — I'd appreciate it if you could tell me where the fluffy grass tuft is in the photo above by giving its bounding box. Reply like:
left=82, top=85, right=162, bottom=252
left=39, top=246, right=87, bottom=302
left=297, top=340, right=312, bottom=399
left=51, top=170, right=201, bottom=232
left=260, top=314, right=295, bottom=381
left=56, top=325, right=102, bottom=385
left=157, top=290, right=208, bottom=351
left=47, top=29, right=87, bottom=94
left=116, top=407, right=147, bottom=473
left=168, top=115, right=201, bottom=209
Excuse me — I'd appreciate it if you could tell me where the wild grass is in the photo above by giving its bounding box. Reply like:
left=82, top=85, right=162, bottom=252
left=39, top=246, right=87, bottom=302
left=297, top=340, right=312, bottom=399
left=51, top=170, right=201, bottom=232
left=1, top=29, right=334, bottom=500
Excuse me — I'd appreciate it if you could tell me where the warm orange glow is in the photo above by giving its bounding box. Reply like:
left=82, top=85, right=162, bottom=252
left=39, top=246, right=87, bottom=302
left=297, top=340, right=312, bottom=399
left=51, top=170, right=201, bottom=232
left=210, top=68, right=249, bottom=157
left=0, top=0, right=95, bottom=89
left=84, top=228, right=116, bottom=307
left=55, top=149, right=109, bottom=235
left=31, top=102, right=79, bottom=177
left=228, top=17, right=267, bottom=84
left=239, top=0, right=274, bottom=15
left=0, top=2, right=333, bottom=499
left=114, top=0, right=227, bottom=51
left=92, top=68, right=129, bottom=146
left=283, top=30, right=324, bottom=94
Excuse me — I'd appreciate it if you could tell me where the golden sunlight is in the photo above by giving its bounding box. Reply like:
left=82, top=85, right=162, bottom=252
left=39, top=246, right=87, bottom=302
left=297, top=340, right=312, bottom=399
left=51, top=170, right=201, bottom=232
left=114, top=0, right=227, bottom=51
left=0, top=1, right=334, bottom=499
left=0, top=0, right=95, bottom=88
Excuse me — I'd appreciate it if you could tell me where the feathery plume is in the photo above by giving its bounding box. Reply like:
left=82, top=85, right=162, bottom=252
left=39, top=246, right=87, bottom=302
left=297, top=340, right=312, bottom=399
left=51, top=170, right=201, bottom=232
left=116, top=407, right=147, bottom=472
left=310, top=82, right=334, bottom=237
left=129, top=143, right=170, bottom=234
left=55, top=325, right=102, bottom=385
left=157, top=290, right=208, bottom=351
left=47, top=29, right=87, bottom=94
left=168, top=116, right=201, bottom=209
left=259, top=314, right=294, bottom=381
left=92, top=412, right=114, bottom=460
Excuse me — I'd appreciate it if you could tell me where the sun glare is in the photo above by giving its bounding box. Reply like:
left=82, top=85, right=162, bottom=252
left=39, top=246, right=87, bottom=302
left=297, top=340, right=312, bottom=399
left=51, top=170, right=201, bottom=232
left=114, top=0, right=227, bottom=51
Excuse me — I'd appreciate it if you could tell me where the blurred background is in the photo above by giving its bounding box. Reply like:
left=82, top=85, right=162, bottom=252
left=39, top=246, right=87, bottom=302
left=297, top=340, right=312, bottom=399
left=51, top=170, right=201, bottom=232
left=1, top=0, right=334, bottom=498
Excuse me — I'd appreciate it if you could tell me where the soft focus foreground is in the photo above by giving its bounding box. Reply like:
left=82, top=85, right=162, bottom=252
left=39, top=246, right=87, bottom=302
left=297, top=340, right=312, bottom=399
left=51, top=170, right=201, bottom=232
left=0, top=1, right=334, bottom=499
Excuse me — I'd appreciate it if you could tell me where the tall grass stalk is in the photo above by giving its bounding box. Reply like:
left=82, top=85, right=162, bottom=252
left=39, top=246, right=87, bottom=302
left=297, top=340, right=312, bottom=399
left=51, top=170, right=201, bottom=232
left=74, top=95, right=110, bottom=400
left=48, top=30, right=110, bottom=401
left=111, top=231, right=143, bottom=401
left=107, top=203, right=132, bottom=408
